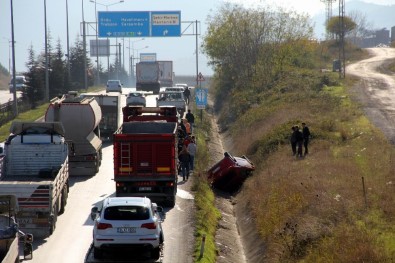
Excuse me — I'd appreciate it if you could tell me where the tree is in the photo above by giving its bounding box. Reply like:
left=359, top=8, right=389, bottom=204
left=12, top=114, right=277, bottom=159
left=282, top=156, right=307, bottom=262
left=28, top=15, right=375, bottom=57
left=25, top=45, right=45, bottom=108
left=326, top=16, right=357, bottom=39
left=49, top=39, right=67, bottom=98
left=69, top=35, right=92, bottom=90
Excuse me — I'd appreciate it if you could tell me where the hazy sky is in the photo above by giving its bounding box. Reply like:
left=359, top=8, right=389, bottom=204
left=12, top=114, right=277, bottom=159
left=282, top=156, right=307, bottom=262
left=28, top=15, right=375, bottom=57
left=0, top=0, right=393, bottom=77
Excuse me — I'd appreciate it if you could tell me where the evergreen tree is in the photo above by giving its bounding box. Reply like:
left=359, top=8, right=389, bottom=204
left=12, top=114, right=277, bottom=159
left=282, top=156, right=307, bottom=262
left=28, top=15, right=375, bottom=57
left=49, top=39, right=67, bottom=98
left=24, top=45, right=44, bottom=108
left=70, top=35, right=92, bottom=90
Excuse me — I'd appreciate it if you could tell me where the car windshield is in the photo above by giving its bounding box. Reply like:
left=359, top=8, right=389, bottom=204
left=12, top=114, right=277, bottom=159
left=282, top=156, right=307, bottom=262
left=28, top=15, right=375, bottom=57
left=128, top=93, right=142, bottom=97
left=104, top=206, right=150, bottom=220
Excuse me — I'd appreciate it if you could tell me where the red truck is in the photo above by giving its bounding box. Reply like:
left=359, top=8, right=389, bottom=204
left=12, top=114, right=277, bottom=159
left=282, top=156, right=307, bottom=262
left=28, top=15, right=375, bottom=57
left=113, top=108, right=178, bottom=207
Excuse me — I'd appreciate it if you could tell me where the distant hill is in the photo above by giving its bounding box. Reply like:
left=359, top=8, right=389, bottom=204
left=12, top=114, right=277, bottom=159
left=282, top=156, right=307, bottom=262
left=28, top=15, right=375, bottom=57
left=312, top=0, right=395, bottom=39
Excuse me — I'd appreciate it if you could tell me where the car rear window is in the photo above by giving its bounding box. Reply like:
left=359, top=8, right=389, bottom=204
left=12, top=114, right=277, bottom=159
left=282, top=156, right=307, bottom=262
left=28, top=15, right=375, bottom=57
left=104, top=206, right=150, bottom=220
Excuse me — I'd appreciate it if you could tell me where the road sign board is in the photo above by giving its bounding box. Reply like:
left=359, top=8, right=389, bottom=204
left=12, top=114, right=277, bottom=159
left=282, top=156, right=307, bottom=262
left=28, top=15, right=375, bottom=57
left=151, top=11, right=181, bottom=37
left=195, top=88, right=208, bottom=109
left=197, top=72, right=205, bottom=81
left=98, top=11, right=150, bottom=38
left=98, top=11, right=181, bottom=38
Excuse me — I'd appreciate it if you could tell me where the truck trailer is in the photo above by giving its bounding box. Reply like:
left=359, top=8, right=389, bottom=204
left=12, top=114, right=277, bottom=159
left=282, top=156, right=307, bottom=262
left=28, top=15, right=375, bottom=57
left=0, top=195, right=33, bottom=263
left=136, top=62, right=161, bottom=94
left=45, top=93, right=102, bottom=176
left=0, top=122, right=69, bottom=237
left=113, top=121, right=178, bottom=207
left=158, top=61, right=174, bottom=87
left=80, top=93, right=122, bottom=140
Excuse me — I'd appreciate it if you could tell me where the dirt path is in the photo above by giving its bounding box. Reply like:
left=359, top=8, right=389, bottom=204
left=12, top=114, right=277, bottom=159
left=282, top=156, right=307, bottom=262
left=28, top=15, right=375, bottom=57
left=347, top=47, right=395, bottom=143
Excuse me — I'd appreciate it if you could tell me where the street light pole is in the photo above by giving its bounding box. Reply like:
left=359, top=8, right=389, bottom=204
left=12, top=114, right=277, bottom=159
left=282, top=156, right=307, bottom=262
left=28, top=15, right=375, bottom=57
left=82, top=0, right=88, bottom=90
left=66, top=0, right=71, bottom=85
left=44, top=0, right=49, bottom=101
left=93, top=0, right=100, bottom=86
left=10, top=0, right=18, bottom=116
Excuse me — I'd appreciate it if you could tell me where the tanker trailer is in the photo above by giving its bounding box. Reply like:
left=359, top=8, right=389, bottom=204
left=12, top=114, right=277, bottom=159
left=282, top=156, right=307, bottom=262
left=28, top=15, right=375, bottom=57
left=45, top=93, right=102, bottom=176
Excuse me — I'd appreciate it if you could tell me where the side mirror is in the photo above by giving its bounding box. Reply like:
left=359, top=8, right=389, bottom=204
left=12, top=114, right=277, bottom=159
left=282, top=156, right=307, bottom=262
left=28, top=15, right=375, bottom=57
left=90, top=207, right=99, bottom=220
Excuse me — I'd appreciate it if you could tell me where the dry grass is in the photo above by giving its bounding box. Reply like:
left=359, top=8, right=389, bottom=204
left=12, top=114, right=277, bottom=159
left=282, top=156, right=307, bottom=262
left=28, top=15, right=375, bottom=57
left=221, top=77, right=395, bottom=261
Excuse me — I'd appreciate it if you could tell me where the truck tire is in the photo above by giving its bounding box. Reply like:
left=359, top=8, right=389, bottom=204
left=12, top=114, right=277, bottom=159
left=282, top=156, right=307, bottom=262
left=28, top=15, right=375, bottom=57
left=151, top=247, right=160, bottom=260
left=93, top=247, right=103, bottom=259
left=59, top=185, right=68, bottom=215
left=49, top=204, right=58, bottom=235
left=165, top=198, right=175, bottom=208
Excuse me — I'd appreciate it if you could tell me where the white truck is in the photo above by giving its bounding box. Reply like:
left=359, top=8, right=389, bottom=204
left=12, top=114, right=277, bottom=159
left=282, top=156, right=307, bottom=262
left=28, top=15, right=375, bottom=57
left=0, top=195, right=33, bottom=263
left=0, top=122, right=69, bottom=237
left=156, top=90, right=187, bottom=115
left=136, top=61, right=161, bottom=94
left=45, top=93, right=102, bottom=176
left=158, top=61, right=174, bottom=87
left=80, top=93, right=122, bottom=141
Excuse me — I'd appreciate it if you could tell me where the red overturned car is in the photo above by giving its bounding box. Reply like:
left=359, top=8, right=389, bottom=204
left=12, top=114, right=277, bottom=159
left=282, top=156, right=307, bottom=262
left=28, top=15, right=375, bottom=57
left=207, top=152, right=255, bottom=193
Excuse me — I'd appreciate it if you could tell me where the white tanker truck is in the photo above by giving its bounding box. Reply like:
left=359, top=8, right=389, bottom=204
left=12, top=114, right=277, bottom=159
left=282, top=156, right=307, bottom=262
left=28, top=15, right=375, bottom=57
left=45, top=92, right=102, bottom=176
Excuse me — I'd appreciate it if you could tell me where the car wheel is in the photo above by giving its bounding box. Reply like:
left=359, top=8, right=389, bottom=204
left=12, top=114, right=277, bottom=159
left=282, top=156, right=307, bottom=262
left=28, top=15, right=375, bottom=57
left=151, top=247, right=160, bottom=260
left=93, top=247, right=103, bottom=259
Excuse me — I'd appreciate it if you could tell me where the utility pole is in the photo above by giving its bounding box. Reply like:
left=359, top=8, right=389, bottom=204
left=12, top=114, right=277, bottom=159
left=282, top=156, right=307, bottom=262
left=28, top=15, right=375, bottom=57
left=320, top=0, right=336, bottom=39
left=339, top=0, right=346, bottom=78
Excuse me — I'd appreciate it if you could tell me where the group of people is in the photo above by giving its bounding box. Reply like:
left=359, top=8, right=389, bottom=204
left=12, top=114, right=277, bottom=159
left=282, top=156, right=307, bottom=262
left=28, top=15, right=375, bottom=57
left=290, top=122, right=311, bottom=158
left=177, top=110, right=196, bottom=181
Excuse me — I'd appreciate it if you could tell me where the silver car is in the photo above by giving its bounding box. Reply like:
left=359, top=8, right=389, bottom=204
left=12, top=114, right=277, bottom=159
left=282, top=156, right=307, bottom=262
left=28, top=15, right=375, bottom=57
left=91, top=197, right=164, bottom=260
left=106, top=80, right=123, bottom=93
left=126, top=92, right=146, bottom=106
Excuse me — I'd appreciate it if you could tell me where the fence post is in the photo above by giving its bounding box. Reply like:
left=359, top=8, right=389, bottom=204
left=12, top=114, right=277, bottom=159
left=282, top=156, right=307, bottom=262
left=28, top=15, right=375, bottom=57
left=200, top=234, right=206, bottom=258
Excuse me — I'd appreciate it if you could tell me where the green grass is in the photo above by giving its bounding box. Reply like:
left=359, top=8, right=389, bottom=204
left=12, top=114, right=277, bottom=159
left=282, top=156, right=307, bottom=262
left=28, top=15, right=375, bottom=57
left=0, top=103, right=49, bottom=141
left=191, top=107, right=222, bottom=263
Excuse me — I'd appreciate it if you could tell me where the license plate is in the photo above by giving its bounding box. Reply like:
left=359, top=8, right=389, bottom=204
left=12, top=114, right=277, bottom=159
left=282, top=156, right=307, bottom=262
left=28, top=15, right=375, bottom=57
left=139, top=187, right=152, bottom=191
left=117, top=227, right=136, bottom=233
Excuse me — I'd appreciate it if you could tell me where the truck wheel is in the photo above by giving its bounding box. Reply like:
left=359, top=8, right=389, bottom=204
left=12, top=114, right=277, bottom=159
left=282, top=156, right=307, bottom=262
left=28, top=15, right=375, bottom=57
left=151, top=247, right=160, bottom=260
left=59, top=186, right=68, bottom=215
left=49, top=204, right=58, bottom=235
left=93, top=247, right=103, bottom=259
left=165, top=198, right=175, bottom=208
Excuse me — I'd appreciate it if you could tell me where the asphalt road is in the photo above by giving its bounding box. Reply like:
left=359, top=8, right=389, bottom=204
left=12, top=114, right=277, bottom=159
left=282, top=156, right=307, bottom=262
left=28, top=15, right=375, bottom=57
left=29, top=88, right=195, bottom=263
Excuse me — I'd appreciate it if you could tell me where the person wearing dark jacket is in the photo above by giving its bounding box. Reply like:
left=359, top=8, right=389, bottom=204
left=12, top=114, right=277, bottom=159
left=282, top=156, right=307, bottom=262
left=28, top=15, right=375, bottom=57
left=290, top=126, right=297, bottom=156
left=178, top=146, right=191, bottom=181
left=302, top=122, right=311, bottom=155
left=295, top=125, right=304, bottom=158
left=185, top=110, right=195, bottom=133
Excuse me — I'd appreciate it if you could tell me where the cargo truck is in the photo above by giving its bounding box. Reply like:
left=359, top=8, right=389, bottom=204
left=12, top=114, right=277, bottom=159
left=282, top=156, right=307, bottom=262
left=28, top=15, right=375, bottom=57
left=0, top=195, right=33, bottom=263
left=113, top=121, right=178, bottom=207
left=136, top=61, right=173, bottom=94
left=136, top=61, right=161, bottom=94
left=45, top=93, right=102, bottom=176
left=0, top=122, right=69, bottom=237
left=80, top=93, right=122, bottom=140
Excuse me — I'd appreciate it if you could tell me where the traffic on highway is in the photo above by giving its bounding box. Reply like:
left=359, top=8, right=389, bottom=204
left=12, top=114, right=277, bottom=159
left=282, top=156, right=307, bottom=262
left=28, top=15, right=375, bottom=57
left=0, top=84, right=196, bottom=263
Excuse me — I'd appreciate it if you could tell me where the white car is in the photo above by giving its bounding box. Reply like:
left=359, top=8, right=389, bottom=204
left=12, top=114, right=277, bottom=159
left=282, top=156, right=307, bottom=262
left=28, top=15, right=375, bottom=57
left=91, top=197, right=164, bottom=260
left=126, top=92, right=146, bottom=106
left=106, top=80, right=123, bottom=93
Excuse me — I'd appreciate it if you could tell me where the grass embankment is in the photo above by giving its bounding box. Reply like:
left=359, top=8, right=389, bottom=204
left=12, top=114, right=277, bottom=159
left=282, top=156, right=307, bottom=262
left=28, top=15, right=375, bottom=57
left=221, top=71, right=395, bottom=262
left=0, top=103, right=49, bottom=141
left=190, top=107, right=221, bottom=263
